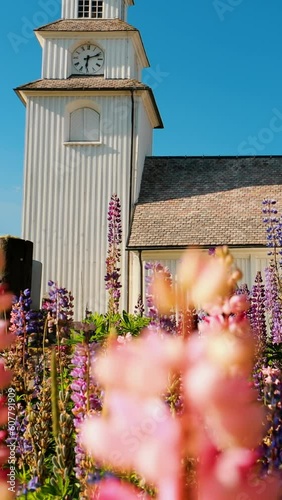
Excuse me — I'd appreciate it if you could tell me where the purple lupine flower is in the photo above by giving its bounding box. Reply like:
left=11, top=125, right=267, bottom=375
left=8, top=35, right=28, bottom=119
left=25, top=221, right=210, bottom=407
left=42, top=281, right=74, bottom=339
left=249, top=272, right=267, bottom=353
left=259, top=366, right=282, bottom=473
left=43, top=282, right=74, bottom=320
left=6, top=402, right=32, bottom=460
left=105, top=195, right=122, bottom=314
left=70, top=343, right=102, bottom=482
left=134, top=294, right=145, bottom=316
left=262, top=199, right=282, bottom=261
left=265, top=266, right=282, bottom=344
left=10, top=289, right=44, bottom=346
left=7, top=290, right=43, bottom=467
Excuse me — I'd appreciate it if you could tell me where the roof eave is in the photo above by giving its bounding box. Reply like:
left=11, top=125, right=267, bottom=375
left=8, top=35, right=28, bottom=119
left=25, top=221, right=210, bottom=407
left=14, top=88, right=28, bottom=105
left=126, top=243, right=267, bottom=251
left=141, top=89, right=163, bottom=129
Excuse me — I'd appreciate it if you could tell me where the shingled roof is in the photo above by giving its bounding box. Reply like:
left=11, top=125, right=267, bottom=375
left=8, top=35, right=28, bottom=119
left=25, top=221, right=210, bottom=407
left=128, top=156, right=282, bottom=248
left=16, top=77, right=149, bottom=91
left=36, top=19, right=137, bottom=32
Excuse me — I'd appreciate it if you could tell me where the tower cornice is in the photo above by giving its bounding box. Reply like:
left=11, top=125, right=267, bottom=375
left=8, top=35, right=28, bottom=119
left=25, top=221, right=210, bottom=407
left=34, top=20, right=149, bottom=69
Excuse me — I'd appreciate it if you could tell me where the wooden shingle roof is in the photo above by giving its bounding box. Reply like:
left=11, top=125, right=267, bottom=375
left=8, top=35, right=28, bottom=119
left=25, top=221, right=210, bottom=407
left=36, top=19, right=137, bottom=32
left=16, top=77, right=149, bottom=91
left=128, top=156, right=282, bottom=248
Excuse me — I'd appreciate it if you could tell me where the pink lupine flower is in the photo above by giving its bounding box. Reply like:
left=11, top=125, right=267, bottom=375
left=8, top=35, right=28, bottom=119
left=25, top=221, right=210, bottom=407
left=185, top=338, right=264, bottom=449
left=93, top=331, right=183, bottom=397
left=0, top=321, right=14, bottom=351
left=0, top=251, right=15, bottom=500
left=0, top=293, right=13, bottom=313
left=89, top=478, right=149, bottom=499
left=82, top=392, right=181, bottom=488
left=152, top=247, right=243, bottom=314
left=223, top=294, right=250, bottom=314
left=117, top=332, right=132, bottom=345
left=82, top=247, right=280, bottom=500
left=198, top=440, right=280, bottom=500
left=0, top=360, right=12, bottom=392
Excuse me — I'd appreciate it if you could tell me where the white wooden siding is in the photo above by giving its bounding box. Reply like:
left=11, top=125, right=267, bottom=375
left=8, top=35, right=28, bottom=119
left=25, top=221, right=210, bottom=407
left=137, top=249, right=271, bottom=312
left=22, top=94, right=151, bottom=318
left=42, top=38, right=137, bottom=80
left=134, top=98, right=153, bottom=201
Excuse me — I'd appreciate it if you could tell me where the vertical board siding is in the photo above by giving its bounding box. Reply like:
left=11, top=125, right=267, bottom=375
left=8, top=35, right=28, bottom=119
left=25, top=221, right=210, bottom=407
left=22, top=94, right=136, bottom=317
left=134, top=99, right=153, bottom=201
left=142, top=251, right=271, bottom=312
left=42, top=39, right=136, bottom=80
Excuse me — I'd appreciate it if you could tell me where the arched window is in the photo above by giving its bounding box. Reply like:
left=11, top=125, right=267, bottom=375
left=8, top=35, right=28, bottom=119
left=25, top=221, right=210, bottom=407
left=69, top=107, right=100, bottom=142
left=78, top=0, right=103, bottom=18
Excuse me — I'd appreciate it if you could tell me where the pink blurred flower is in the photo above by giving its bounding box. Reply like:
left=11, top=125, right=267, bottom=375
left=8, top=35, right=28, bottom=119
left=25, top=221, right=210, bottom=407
left=117, top=332, right=132, bottom=345
left=93, top=332, right=183, bottom=397
left=0, top=321, right=14, bottom=352
left=82, top=392, right=180, bottom=488
left=198, top=441, right=280, bottom=500
left=0, top=360, right=12, bottom=393
left=82, top=247, right=279, bottom=500
left=152, top=249, right=239, bottom=312
left=185, top=335, right=264, bottom=449
left=89, top=478, right=146, bottom=500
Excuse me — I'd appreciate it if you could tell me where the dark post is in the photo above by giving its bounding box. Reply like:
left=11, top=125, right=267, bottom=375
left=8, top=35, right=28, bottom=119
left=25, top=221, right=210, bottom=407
left=0, top=237, right=33, bottom=297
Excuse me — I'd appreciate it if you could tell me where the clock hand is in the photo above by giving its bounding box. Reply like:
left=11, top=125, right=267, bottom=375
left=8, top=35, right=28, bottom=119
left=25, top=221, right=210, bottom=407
left=88, top=52, right=102, bottom=59
left=84, top=55, right=90, bottom=72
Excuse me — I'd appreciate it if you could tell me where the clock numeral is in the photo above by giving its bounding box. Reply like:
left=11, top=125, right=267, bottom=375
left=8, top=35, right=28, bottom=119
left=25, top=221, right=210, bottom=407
left=81, top=46, right=85, bottom=51
left=87, top=45, right=91, bottom=50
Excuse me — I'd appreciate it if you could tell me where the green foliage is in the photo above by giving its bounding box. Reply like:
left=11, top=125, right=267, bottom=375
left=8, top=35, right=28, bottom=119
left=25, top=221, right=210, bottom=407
left=264, top=342, right=282, bottom=364
left=84, top=310, right=150, bottom=343
left=17, top=476, right=80, bottom=500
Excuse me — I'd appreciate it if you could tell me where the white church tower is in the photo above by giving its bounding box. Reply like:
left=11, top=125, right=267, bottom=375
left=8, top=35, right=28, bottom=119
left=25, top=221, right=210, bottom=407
left=16, top=0, right=162, bottom=317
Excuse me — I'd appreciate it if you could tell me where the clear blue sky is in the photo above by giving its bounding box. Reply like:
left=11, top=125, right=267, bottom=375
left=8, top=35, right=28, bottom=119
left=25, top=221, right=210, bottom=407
left=1, top=0, right=282, bottom=236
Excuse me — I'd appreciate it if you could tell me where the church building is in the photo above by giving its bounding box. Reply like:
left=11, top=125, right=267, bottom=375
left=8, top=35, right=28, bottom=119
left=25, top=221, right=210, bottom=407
left=15, top=0, right=282, bottom=317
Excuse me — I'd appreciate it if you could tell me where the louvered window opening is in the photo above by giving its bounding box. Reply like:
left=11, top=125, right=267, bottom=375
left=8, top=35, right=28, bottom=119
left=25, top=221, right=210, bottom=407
left=70, top=108, right=100, bottom=142
left=78, top=0, right=103, bottom=18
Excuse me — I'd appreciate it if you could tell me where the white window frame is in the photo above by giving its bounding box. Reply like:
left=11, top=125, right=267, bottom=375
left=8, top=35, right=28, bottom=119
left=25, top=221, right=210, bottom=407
left=78, top=0, right=103, bottom=18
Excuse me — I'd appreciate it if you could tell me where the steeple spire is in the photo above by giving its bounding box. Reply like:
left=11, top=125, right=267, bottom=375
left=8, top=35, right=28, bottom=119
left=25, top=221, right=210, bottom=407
left=62, top=0, right=134, bottom=21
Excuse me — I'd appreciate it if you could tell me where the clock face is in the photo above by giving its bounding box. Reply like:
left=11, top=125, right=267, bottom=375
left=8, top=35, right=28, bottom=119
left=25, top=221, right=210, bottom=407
left=72, top=44, right=104, bottom=74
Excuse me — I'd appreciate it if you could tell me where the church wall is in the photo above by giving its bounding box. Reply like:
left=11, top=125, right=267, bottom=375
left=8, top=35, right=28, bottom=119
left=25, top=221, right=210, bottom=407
left=127, top=102, right=153, bottom=311
left=134, top=98, right=153, bottom=202
left=42, top=38, right=137, bottom=80
left=42, top=39, right=70, bottom=79
left=22, top=94, right=134, bottom=317
left=138, top=248, right=269, bottom=302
